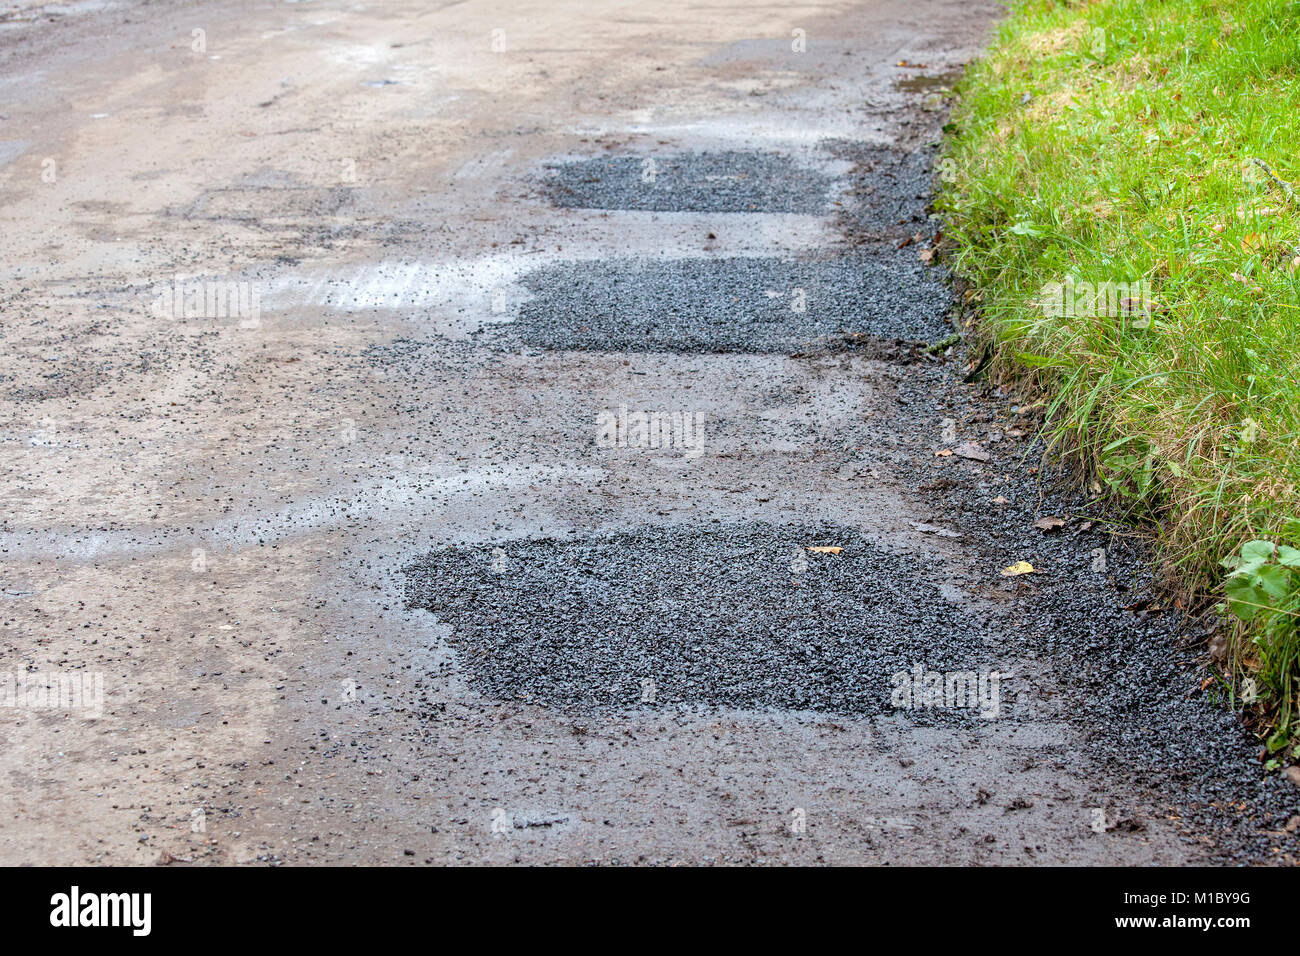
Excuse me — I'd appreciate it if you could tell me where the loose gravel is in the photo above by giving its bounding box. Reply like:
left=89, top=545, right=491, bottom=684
left=856, top=357, right=1300, bottom=862
left=539, top=150, right=837, bottom=214
left=405, top=521, right=1001, bottom=721
left=511, top=251, right=952, bottom=353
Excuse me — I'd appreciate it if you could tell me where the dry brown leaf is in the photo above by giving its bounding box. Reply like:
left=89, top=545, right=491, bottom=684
left=1033, top=516, right=1066, bottom=532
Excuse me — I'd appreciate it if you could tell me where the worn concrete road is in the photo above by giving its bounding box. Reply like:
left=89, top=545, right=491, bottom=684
left=1, top=0, right=1295, bottom=865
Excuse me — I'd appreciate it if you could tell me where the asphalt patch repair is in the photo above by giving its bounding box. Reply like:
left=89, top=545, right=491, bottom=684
left=540, top=150, right=837, bottom=214
left=404, top=521, right=1009, bottom=719
left=510, top=252, right=951, bottom=353
left=517, top=142, right=951, bottom=353
left=825, top=139, right=941, bottom=244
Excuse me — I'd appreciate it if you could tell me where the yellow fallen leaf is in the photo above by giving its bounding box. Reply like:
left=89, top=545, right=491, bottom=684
left=1000, top=561, right=1035, bottom=576
left=807, top=546, right=843, bottom=554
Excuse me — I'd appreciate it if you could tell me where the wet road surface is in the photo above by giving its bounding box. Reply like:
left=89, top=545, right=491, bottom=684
left=0, top=0, right=1295, bottom=865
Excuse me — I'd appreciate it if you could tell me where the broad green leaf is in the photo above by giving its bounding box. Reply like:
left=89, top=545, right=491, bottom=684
left=1241, top=541, right=1277, bottom=563
left=1276, top=545, right=1300, bottom=568
left=1255, top=564, right=1292, bottom=603
left=1224, top=575, right=1265, bottom=621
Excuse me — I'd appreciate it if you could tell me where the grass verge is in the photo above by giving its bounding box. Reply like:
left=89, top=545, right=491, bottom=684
left=937, top=0, right=1300, bottom=754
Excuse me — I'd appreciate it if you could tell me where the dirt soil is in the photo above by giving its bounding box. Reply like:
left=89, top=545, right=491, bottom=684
left=1, top=0, right=1296, bottom=865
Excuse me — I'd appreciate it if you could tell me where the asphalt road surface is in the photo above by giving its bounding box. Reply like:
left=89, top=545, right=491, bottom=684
left=1, top=0, right=1295, bottom=865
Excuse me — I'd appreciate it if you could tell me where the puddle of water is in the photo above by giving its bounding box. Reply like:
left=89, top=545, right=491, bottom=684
left=894, top=70, right=961, bottom=93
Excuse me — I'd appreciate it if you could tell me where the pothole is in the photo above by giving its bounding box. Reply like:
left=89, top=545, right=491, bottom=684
left=404, top=521, right=1004, bottom=719
left=171, top=185, right=357, bottom=223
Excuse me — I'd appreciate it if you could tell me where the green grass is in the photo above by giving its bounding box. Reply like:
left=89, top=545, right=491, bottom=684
left=938, top=0, right=1300, bottom=750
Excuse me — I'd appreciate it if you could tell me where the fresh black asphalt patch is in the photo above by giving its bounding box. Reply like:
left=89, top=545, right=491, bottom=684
left=825, top=139, right=941, bottom=244
left=540, top=150, right=836, bottom=214
left=510, top=253, right=951, bottom=353
left=405, top=521, right=1004, bottom=719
